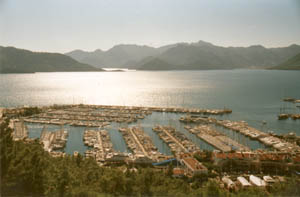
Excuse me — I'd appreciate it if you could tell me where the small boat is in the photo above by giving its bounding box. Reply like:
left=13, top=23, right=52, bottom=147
left=249, top=175, right=266, bottom=187
left=278, top=114, right=289, bottom=120
left=237, top=176, right=251, bottom=187
left=283, top=98, right=295, bottom=102
left=263, top=176, right=275, bottom=184
left=222, top=176, right=235, bottom=189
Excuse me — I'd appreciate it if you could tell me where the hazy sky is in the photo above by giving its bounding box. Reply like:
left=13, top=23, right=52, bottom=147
left=0, top=0, right=300, bottom=53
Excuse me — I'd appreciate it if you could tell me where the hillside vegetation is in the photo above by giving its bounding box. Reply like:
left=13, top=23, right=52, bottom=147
left=270, top=53, right=300, bottom=70
left=0, top=46, right=103, bottom=73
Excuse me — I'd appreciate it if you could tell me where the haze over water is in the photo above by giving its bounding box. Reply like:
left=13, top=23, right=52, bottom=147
left=1, top=70, right=300, bottom=136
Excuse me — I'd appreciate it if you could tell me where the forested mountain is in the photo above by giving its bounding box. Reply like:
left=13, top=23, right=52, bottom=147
left=270, top=52, right=300, bottom=70
left=66, top=41, right=300, bottom=70
left=0, top=46, right=103, bottom=73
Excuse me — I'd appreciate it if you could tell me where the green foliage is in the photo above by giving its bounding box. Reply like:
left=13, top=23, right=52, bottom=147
left=269, top=178, right=300, bottom=196
left=167, top=163, right=174, bottom=177
left=194, top=150, right=212, bottom=162
left=0, top=118, right=14, bottom=180
left=22, top=107, right=42, bottom=117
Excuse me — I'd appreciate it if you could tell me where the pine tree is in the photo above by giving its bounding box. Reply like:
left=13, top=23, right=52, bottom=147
left=0, top=119, right=14, bottom=188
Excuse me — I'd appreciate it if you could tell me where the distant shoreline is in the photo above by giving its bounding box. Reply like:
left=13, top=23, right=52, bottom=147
left=1, top=68, right=300, bottom=74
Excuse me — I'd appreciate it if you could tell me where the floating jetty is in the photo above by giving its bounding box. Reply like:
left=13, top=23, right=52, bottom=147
left=119, top=127, right=167, bottom=162
left=64, top=104, right=232, bottom=115
left=83, top=129, right=117, bottom=162
left=24, top=107, right=152, bottom=126
left=23, top=104, right=232, bottom=126
left=12, top=119, right=28, bottom=141
left=40, top=126, right=68, bottom=152
left=152, top=125, right=200, bottom=157
left=215, top=120, right=300, bottom=152
left=185, top=124, right=250, bottom=152
left=180, top=116, right=300, bottom=152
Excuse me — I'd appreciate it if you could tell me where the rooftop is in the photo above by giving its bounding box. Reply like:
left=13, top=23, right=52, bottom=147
left=182, top=157, right=207, bottom=171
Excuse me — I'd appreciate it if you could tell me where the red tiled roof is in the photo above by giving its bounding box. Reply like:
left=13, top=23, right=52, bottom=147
left=293, top=156, right=300, bottom=163
left=173, top=168, right=185, bottom=175
left=183, top=157, right=207, bottom=171
left=214, top=153, right=227, bottom=159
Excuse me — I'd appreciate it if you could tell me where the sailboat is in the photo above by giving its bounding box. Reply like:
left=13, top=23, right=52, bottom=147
left=278, top=100, right=289, bottom=120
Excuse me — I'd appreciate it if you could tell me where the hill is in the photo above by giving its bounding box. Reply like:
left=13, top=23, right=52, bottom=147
left=137, top=57, right=176, bottom=70
left=65, top=41, right=300, bottom=70
left=269, top=52, right=300, bottom=70
left=66, top=44, right=159, bottom=68
left=0, top=46, right=103, bottom=73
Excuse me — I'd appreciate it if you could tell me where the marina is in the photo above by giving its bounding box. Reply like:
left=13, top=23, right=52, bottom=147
left=83, top=129, right=119, bottom=163
left=5, top=104, right=300, bottom=161
left=184, top=124, right=250, bottom=152
left=22, top=104, right=232, bottom=126
left=180, top=116, right=300, bottom=152
left=40, top=126, right=68, bottom=152
left=152, top=125, right=200, bottom=157
left=216, top=119, right=300, bottom=152
left=119, top=126, right=168, bottom=162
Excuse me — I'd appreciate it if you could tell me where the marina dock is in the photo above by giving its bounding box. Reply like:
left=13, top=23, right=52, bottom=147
left=185, top=125, right=250, bottom=152
left=152, top=125, right=200, bottom=157
left=23, top=104, right=232, bottom=126
left=83, top=129, right=116, bottom=162
left=180, top=116, right=300, bottom=153
left=40, top=126, right=68, bottom=152
left=215, top=119, right=300, bottom=152
left=119, top=127, right=167, bottom=162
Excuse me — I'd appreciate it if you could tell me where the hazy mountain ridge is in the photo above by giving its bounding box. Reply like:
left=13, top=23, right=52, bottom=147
left=66, top=41, right=300, bottom=70
left=66, top=44, right=160, bottom=68
left=0, top=46, right=103, bottom=73
left=270, top=52, right=300, bottom=70
left=136, top=57, right=177, bottom=70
